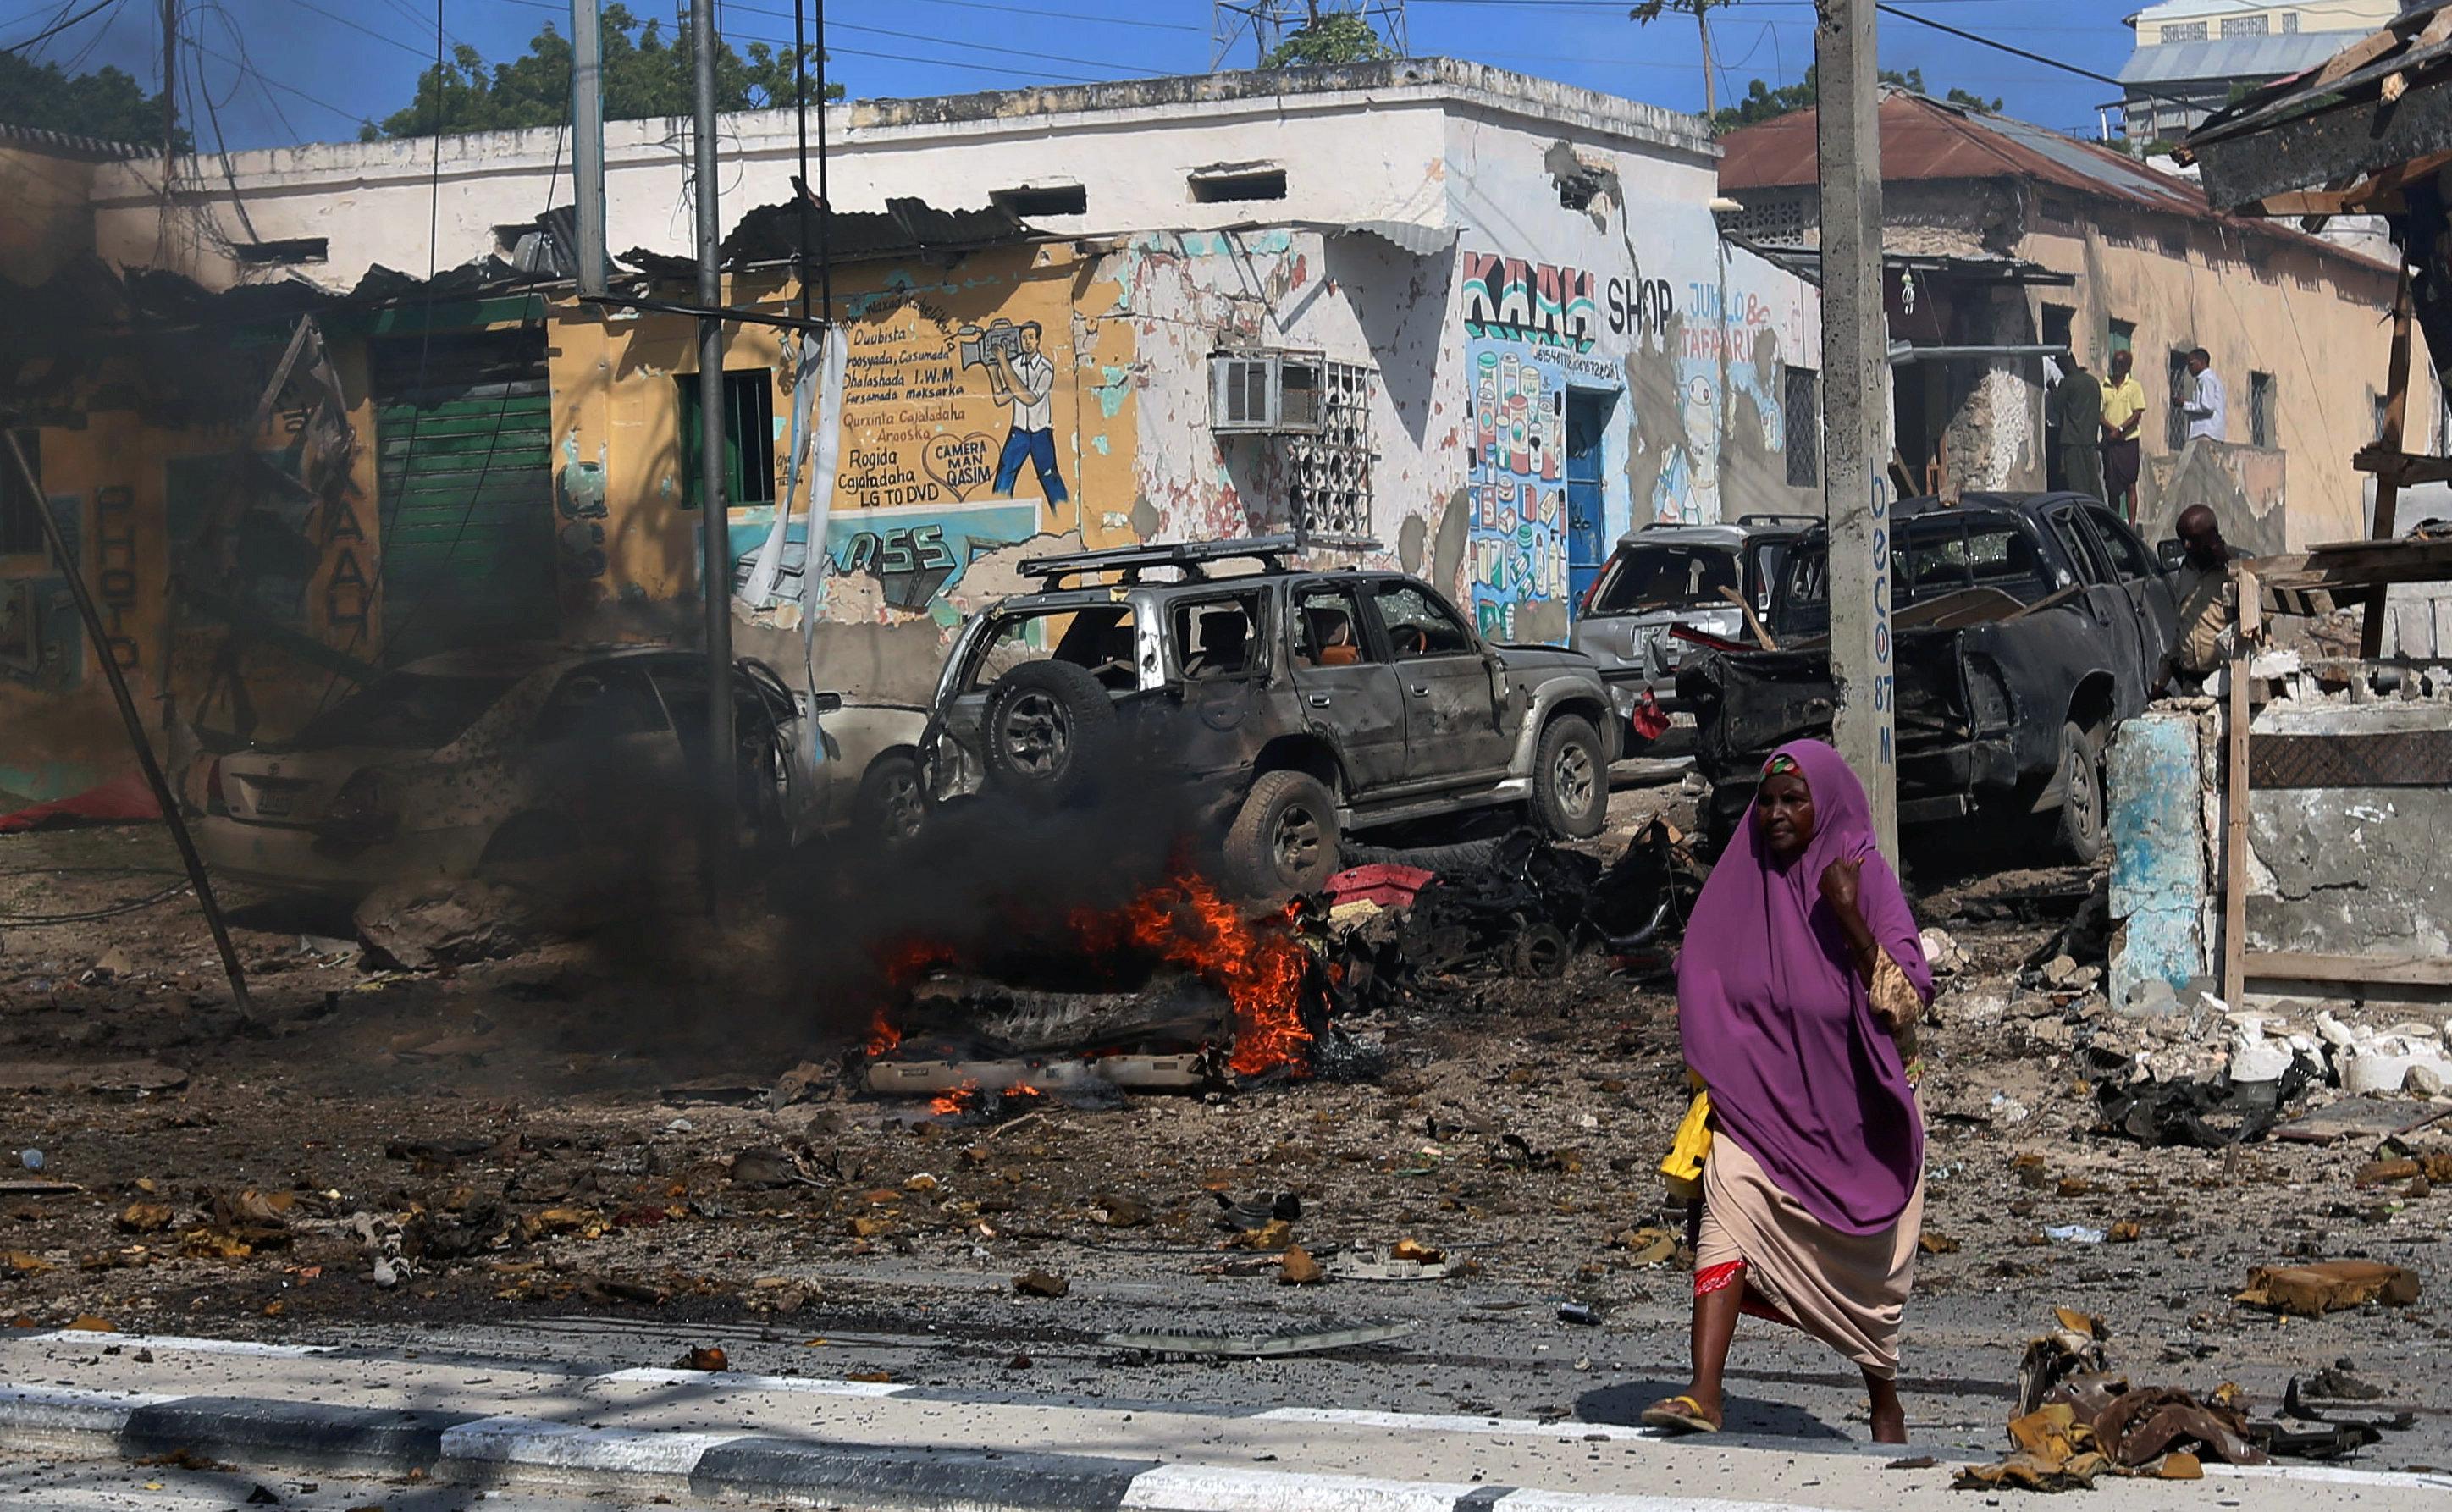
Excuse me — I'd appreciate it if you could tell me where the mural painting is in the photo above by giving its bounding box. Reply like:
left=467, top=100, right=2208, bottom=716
left=1649, top=279, right=1791, bottom=525
left=1462, top=337, right=1572, bottom=643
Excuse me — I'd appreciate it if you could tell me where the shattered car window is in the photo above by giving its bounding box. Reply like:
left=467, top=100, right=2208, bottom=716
left=1590, top=544, right=1740, bottom=615
left=291, top=672, right=517, bottom=750
left=1371, top=581, right=1477, bottom=659
left=1779, top=520, right=2052, bottom=636
left=532, top=665, right=668, bottom=744
left=1172, top=594, right=1263, bottom=682
left=964, top=605, right=1139, bottom=693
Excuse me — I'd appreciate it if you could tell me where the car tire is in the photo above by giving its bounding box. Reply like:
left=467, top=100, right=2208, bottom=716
left=1530, top=714, right=1608, bottom=840
left=980, top=660, right=1118, bottom=805
left=853, top=751, right=927, bottom=847
left=2052, top=720, right=2108, bottom=864
left=1222, top=770, right=1342, bottom=903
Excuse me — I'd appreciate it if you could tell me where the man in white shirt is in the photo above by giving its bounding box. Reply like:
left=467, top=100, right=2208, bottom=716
left=2181, top=348, right=2226, bottom=444
left=989, top=321, right=1069, bottom=504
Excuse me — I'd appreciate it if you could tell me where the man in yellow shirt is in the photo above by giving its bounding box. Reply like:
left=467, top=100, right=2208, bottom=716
left=2098, top=349, right=2147, bottom=524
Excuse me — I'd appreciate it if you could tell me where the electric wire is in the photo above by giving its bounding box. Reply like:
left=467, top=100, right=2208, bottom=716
left=0, top=865, right=191, bottom=926
left=2, top=0, right=117, bottom=54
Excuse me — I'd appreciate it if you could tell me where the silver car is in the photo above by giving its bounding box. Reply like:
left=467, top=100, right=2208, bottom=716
left=1572, top=516, right=1808, bottom=744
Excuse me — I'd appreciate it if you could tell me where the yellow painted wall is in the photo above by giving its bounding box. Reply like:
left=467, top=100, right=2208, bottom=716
left=2021, top=218, right=2431, bottom=549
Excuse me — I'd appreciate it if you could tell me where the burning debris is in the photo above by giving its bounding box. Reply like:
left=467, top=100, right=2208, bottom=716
left=859, top=871, right=1350, bottom=1099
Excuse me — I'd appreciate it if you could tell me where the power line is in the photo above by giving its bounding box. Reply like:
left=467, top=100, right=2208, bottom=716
left=2, top=0, right=116, bottom=53
left=261, top=0, right=436, bottom=61
left=494, top=0, right=1139, bottom=85
left=900, top=0, right=1204, bottom=33
left=1874, top=3, right=2189, bottom=106
left=187, top=36, right=365, bottom=126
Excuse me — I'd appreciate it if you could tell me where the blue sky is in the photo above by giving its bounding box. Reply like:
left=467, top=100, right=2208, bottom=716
left=6, top=0, right=2153, bottom=152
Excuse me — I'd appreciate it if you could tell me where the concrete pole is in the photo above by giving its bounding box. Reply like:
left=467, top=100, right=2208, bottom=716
left=691, top=0, right=737, bottom=899
left=571, top=0, right=607, bottom=295
left=1816, top=0, right=1897, bottom=860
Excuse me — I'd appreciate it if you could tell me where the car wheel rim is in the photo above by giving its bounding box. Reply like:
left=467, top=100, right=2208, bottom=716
left=882, top=775, right=924, bottom=842
left=1000, top=692, right=1069, bottom=775
left=2068, top=747, right=2100, bottom=842
left=1273, top=804, right=1323, bottom=880
left=1555, top=742, right=1596, bottom=816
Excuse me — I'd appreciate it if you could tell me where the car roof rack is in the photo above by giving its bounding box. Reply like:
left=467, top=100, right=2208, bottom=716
left=1017, top=533, right=1381, bottom=588
left=1734, top=513, right=1823, bottom=527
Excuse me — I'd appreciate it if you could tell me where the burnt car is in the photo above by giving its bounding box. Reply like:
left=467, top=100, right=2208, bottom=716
left=921, top=537, right=1619, bottom=899
left=1677, top=492, right=2179, bottom=861
left=1571, top=516, right=1809, bottom=744
left=196, top=644, right=926, bottom=897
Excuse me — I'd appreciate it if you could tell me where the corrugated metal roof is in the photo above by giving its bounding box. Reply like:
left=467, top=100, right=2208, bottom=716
left=2118, top=30, right=2365, bottom=83
left=1720, top=92, right=2208, bottom=219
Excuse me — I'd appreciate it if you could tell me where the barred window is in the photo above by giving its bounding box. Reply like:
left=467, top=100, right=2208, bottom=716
left=1782, top=367, right=1820, bottom=488
left=1287, top=361, right=1374, bottom=538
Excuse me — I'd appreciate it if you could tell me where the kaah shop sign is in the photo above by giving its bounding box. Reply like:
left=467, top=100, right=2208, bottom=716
left=1462, top=252, right=1673, bottom=352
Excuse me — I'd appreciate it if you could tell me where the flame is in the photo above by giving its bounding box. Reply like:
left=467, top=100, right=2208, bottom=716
left=1071, top=874, right=1313, bottom=1077
left=865, top=1010, right=903, bottom=1058
left=930, top=1083, right=979, bottom=1116
left=865, top=939, right=949, bottom=1057
left=1005, top=1081, right=1042, bottom=1097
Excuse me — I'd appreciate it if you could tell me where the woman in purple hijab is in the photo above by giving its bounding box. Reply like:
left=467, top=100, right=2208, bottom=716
left=1645, top=738, right=1930, bottom=1442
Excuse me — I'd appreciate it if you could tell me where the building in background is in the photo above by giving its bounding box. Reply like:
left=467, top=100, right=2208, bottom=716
left=2117, top=0, right=2400, bottom=143
left=1718, top=88, right=2432, bottom=554
left=0, top=61, right=1820, bottom=798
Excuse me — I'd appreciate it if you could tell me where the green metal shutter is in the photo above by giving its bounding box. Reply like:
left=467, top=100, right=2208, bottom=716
left=374, top=334, right=556, bottom=665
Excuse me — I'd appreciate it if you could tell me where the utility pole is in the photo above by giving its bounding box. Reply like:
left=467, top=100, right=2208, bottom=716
left=1817, top=0, right=1897, bottom=858
left=1697, top=8, right=1715, bottom=124
left=572, top=0, right=607, bottom=295
left=159, top=0, right=176, bottom=201
left=690, top=0, right=737, bottom=902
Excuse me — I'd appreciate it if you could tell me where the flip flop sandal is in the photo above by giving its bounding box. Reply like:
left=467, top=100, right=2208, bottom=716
left=1640, top=1394, right=1720, bottom=1434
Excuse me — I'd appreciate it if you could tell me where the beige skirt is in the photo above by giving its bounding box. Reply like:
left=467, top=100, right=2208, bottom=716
left=1694, top=1128, right=1923, bottom=1379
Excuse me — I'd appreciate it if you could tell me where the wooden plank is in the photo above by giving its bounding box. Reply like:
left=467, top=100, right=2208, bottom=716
left=2221, top=565, right=2255, bottom=1012
left=2367, top=266, right=2416, bottom=657
left=2306, top=26, right=2404, bottom=91
left=1719, top=587, right=1776, bottom=651
left=2244, top=951, right=2452, bottom=988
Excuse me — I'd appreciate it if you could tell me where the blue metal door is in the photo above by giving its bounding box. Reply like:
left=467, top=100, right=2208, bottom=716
left=1564, top=389, right=1612, bottom=613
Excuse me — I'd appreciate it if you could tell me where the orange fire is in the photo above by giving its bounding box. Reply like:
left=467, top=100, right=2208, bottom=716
left=865, top=1010, right=903, bottom=1058
left=931, top=1083, right=979, bottom=1116
left=1071, top=874, right=1313, bottom=1077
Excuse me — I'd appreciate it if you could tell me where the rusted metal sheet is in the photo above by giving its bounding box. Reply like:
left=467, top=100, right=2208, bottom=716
left=2250, top=730, right=2452, bottom=787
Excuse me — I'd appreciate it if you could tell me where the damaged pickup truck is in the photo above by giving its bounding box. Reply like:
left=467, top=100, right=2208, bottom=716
left=1677, top=492, right=2178, bottom=860
left=920, top=537, right=1619, bottom=899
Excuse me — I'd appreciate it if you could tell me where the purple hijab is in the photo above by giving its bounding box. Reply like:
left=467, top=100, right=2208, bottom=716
left=1676, top=739, right=1929, bottom=1236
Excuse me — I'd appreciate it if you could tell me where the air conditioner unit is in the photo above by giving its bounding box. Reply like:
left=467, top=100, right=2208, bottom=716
left=1209, top=350, right=1325, bottom=435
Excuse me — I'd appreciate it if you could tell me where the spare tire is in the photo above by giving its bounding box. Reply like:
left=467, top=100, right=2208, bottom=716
left=980, top=659, right=1118, bottom=805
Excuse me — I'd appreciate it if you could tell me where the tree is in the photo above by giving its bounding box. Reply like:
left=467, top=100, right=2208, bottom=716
left=0, top=52, right=187, bottom=148
left=1261, top=9, right=1396, bottom=69
left=1706, top=64, right=1995, bottom=134
left=368, top=5, right=842, bottom=140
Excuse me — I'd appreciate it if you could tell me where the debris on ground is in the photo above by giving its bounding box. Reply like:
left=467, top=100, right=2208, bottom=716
left=675, top=1345, right=730, bottom=1371
left=1099, top=1321, right=1420, bottom=1359
left=353, top=880, right=543, bottom=970
left=2235, top=1261, right=2422, bottom=1317
left=1013, top=1269, right=1070, bottom=1298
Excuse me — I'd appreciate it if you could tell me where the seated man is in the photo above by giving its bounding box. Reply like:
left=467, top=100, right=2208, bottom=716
left=2154, top=505, right=2237, bottom=697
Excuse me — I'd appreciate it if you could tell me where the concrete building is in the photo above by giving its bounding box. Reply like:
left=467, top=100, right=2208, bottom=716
left=0, top=60, right=1820, bottom=800
left=2116, top=0, right=2399, bottom=143
left=1717, top=88, right=2435, bottom=555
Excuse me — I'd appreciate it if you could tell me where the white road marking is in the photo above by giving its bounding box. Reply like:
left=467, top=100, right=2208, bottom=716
left=1120, top=1465, right=1483, bottom=1512
left=27, top=1332, right=336, bottom=1357
left=594, top=1365, right=911, bottom=1396
left=440, top=1413, right=745, bottom=1475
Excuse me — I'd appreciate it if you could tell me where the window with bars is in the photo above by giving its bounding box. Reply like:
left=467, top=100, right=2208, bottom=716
left=677, top=370, right=777, bottom=510
left=2161, top=19, right=2206, bottom=39
left=1285, top=361, right=1374, bottom=538
left=2167, top=350, right=2193, bottom=450
left=1782, top=366, right=1820, bottom=488
left=2250, top=371, right=2276, bottom=448
left=2220, top=14, right=2269, bottom=36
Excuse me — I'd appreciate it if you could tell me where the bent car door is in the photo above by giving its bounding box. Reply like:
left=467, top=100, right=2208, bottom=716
left=1287, top=582, right=1409, bottom=797
left=1366, top=578, right=1513, bottom=784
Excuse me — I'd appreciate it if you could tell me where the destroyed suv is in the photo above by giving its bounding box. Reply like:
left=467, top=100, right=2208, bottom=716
left=1571, top=516, right=1809, bottom=745
left=920, top=537, right=1618, bottom=898
left=1677, top=493, right=2179, bottom=861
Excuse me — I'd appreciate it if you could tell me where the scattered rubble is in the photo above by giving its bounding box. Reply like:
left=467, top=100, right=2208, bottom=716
left=2236, top=1261, right=2422, bottom=1317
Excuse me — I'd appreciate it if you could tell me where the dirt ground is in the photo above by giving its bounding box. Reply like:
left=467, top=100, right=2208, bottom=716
left=1, top=786, right=2447, bottom=1465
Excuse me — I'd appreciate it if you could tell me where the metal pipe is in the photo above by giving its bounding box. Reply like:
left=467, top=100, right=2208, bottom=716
left=691, top=0, right=736, bottom=904
left=4, top=433, right=253, bottom=1024
left=815, top=0, right=833, bottom=322
left=571, top=0, right=607, bottom=295
left=793, top=0, right=810, bottom=323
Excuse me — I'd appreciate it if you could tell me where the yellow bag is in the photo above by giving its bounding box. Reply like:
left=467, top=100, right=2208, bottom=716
left=1660, top=1084, right=1713, bottom=1203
